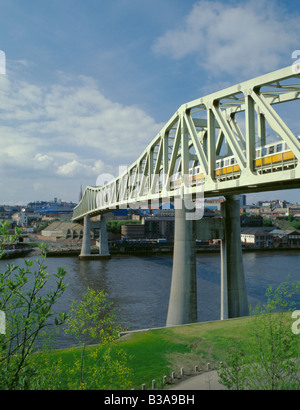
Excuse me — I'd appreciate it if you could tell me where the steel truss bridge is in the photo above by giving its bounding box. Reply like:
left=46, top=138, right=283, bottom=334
left=73, top=65, right=300, bottom=222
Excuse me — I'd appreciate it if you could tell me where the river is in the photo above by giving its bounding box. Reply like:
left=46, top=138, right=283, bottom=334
left=1, top=250, right=300, bottom=349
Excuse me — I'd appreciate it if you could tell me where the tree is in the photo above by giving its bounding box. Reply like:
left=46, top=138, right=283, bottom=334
left=0, top=220, right=68, bottom=389
left=291, top=219, right=300, bottom=230
left=65, top=287, right=132, bottom=390
left=218, top=279, right=300, bottom=390
left=263, top=218, right=273, bottom=227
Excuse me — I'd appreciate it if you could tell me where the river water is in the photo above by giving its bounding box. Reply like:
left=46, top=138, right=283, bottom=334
left=1, top=250, right=300, bottom=349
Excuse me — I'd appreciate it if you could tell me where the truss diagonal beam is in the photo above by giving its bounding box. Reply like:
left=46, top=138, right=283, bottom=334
left=73, top=65, right=300, bottom=221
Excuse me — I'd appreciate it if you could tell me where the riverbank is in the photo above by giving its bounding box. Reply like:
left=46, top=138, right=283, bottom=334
left=40, top=312, right=300, bottom=390
left=42, top=316, right=252, bottom=390
left=7, top=238, right=300, bottom=259
left=1, top=245, right=34, bottom=259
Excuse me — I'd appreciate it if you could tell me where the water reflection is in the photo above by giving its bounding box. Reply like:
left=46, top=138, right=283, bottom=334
left=0, top=251, right=299, bottom=349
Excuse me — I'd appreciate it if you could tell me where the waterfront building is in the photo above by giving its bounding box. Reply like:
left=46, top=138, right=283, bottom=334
left=271, top=229, right=300, bottom=248
left=240, top=227, right=274, bottom=247
left=41, top=221, right=84, bottom=240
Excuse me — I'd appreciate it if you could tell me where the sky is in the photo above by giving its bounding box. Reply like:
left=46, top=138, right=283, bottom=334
left=0, top=0, right=300, bottom=206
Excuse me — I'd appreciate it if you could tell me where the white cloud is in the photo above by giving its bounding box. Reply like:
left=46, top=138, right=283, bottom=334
left=0, top=70, right=163, bottom=202
left=33, top=182, right=43, bottom=191
left=56, top=158, right=106, bottom=178
left=152, top=0, right=300, bottom=78
left=56, top=160, right=84, bottom=177
left=34, top=153, right=54, bottom=169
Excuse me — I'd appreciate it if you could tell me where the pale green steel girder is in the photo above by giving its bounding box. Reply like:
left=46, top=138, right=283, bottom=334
left=73, top=65, right=300, bottom=221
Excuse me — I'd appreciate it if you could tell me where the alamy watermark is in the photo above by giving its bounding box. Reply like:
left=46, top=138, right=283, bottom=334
left=0, top=310, right=5, bottom=335
left=292, top=50, right=300, bottom=74
left=95, top=166, right=205, bottom=221
left=292, top=310, right=300, bottom=335
left=0, top=50, right=6, bottom=75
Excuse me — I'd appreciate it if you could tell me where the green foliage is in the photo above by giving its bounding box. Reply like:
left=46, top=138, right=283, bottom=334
left=0, top=219, right=133, bottom=390
left=0, top=220, right=22, bottom=258
left=37, top=222, right=49, bottom=233
left=291, top=219, right=300, bottom=230
left=66, top=288, right=121, bottom=345
left=218, top=279, right=300, bottom=390
left=64, top=288, right=132, bottom=390
left=0, top=220, right=68, bottom=390
left=263, top=218, right=273, bottom=227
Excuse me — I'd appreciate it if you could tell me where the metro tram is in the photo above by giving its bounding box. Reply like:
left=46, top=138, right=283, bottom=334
left=174, top=136, right=300, bottom=184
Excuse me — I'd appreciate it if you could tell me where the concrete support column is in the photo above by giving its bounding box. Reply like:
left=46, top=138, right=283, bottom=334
left=80, top=215, right=91, bottom=257
left=166, top=200, right=197, bottom=327
left=99, top=214, right=110, bottom=256
left=221, top=196, right=249, bottom=318
left=220, top=240, right=228, bottom=320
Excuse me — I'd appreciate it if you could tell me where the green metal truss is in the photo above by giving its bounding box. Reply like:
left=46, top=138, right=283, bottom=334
left=73, top=65, right=300, bottom=221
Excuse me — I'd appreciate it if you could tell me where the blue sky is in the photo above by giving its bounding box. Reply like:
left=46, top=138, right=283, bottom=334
left=0, top=0, right=300, bottom=205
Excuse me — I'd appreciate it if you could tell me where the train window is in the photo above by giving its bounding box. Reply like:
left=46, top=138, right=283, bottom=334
left=225, top=159, right=229, bottom=166
left=196, top=166, right=200, bottom=174
left=220, top=160, right=224, bottom=168
left=269, top=146, right=274, bottom=154
left=216, top=161, right=220, bottom=169
left=256, top=148, right=261, bottom=158
left=189, top=169, right=193, bottom=176
left=276, top=143, right=282, bottom=153
left=262, top=147, right=267, bottom=156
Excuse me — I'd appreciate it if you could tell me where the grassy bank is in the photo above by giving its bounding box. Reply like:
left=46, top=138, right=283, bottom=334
left=117, top=318, right=251, bottom=389
left=46, top=316, right=259, bottom=390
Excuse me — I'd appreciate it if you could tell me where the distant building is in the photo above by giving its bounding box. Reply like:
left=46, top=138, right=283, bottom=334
left=289, top=206, right=300, bottom=216
left=121, top=224, right=145, bottom=240
left=12, top=212, right=42, bottom=227
left=0, top=207, right=6, bottom=220
left=143, top=216, right=174, bottom=240
left=240, top=227, right=274, bottom=247
left=26, top=199, right=76, bottom=217
left=270, top=229, right=300, bottom=248
left=240, top=214, right=263, bottom=227
left=41, top=221, right=84, bottom=240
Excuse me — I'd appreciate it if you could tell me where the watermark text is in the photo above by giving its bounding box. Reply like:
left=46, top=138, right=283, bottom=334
left=291, top=50, right=300, bottom=74
left=292, top=310, right=300, bottom=335
left=0, top=50, right=6, bottom=75
left=0, top=310, right=5, bottom=334
left=95, top=166, right=205, bottom=221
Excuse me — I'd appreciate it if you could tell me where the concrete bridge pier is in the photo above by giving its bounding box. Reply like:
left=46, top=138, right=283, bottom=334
left=166, top=195, right=249, bottom=327
left=221, top=196, right=249, bottom=319
left=166, top=200, right=197, bottom=327
left=79, top=215, right=91, bottom=259
left=99, top=214, right=110, bottom=258
left=79, top=214, right=111, bottom=260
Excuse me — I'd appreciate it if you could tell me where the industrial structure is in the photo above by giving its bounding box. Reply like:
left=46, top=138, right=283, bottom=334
left=73, top=65, right=300, bottom=327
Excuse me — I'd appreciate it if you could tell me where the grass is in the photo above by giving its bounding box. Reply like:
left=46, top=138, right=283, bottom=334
left=40, top=313, right=299, bottom=390
left=44, top=316, right=256, bottom=390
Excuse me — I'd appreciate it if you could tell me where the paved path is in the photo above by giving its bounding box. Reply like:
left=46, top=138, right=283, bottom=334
left=168, top=371, right=225, bottom=390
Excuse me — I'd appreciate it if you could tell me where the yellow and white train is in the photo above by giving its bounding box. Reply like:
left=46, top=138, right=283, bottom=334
left=174, top=137, right=300, bottom=185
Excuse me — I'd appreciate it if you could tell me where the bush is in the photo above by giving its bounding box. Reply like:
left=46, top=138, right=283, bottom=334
left=291, top=219, right=300, bottom=230
left=64, top=288, right=132, bottom=390
left=0, top=221, right=68, bottom=389
left=218, top=279, right=300, bottom=390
